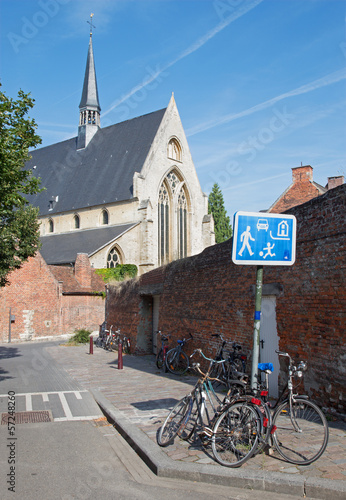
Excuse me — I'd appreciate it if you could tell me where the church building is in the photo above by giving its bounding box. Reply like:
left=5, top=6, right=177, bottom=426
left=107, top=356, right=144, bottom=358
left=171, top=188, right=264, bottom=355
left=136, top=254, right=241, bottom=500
left=25, top=30, right=215, bottom=275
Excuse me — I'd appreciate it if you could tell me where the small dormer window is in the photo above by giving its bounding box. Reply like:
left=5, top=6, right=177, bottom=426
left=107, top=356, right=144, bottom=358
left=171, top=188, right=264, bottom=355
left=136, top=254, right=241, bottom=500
left=168, top=138, right=182, bottom=162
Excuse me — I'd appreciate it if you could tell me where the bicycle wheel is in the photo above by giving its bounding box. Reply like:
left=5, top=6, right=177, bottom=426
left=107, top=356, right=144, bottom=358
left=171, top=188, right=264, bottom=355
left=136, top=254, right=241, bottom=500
left=179, top=394, right=200, bottom=441
left=156, top=349, right=164, bottom=369
left=157, top=396, right=191, bottom=446
left=165, top=349, right=189, bottom=375
left=212, top=402, right=259, bottom=467
left=272, top=398, right=329, bottom=465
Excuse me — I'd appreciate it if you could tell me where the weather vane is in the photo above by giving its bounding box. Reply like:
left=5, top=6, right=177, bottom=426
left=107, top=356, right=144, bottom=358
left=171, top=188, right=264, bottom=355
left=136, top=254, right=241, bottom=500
left=87, top=13, right=95, bottom=36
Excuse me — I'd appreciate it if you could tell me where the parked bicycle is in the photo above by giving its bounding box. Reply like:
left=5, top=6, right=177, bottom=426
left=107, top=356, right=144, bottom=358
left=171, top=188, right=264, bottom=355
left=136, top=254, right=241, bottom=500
left=95, top=323, right=115, bottom=350
left=209, top=333, right=248, bottom=389
left=165, top=333, right=193, bottom=375
left=156, top=331, right=170, bottom=371
left=157, top=348, right=329, bottom=468
left=112, top=329, right=131, bottom=354
left=121, top=333, right=131, bottom=354
left=157, top=348, right=257, bottom=467
left=211, top=350, right=329, bottom=467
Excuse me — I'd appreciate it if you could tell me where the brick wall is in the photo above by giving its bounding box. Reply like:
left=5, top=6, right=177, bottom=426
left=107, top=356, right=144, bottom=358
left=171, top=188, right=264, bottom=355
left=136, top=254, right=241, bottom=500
left=0, top=252, right=105, bottom=342
left=106, top=184, right=346, bottom=416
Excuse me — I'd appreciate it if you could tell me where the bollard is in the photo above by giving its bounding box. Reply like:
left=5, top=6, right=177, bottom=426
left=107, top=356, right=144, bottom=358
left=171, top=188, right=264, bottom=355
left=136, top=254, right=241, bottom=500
left=118, top=340, right=123, bottom=370
left=89, top=336, right=93, bottom=355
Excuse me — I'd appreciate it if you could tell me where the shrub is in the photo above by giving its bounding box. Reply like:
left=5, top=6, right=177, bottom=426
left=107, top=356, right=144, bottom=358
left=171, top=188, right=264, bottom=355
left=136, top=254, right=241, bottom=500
left=95, top=264, right=137, bottom=283
left=70, top=328, right=92, bottom=344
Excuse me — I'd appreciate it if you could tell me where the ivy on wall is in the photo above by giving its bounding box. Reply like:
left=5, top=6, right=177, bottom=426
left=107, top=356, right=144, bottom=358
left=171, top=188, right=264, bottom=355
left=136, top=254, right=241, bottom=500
left=95, top=264, right=138, bottom=283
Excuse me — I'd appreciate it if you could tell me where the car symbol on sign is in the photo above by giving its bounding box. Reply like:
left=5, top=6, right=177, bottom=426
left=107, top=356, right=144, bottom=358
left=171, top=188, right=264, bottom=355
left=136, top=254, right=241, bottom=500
left=257, top=219, right=269, bottom=231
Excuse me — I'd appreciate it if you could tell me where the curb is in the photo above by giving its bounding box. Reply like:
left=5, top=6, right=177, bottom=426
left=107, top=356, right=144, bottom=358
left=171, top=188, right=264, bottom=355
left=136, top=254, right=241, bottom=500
left=91, top=388, right=346, bottom=500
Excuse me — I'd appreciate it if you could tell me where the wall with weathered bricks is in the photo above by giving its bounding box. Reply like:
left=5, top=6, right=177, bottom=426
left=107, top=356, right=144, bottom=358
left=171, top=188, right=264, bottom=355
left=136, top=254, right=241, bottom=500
left=0, top=252, right=105, bottom=342
left=269, top=165, right=325, bottom=213
left=106, top=184, right=346, bottom=416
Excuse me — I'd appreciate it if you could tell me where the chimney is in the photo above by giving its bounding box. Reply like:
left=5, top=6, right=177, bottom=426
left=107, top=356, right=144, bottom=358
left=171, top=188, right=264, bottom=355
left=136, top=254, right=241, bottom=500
left=327, top=176, right=344, bottom=190
left=74, top=253, right=92, bottom=289
left=292, top=165, right=313, bottom=183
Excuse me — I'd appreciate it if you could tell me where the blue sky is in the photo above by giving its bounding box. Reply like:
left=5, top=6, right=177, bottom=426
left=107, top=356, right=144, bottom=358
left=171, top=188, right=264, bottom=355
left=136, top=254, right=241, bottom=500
left=1, top=0, right=345, bottom=218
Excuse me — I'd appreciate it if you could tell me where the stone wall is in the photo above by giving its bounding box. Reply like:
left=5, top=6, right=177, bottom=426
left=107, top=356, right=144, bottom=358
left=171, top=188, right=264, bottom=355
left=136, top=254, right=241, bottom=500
left=106, top=184, right=346, bottom=415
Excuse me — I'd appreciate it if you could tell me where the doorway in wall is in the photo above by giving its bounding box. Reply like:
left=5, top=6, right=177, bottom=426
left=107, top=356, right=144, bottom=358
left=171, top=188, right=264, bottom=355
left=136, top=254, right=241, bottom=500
left=259, top=295, right=280, bottom=398
left=152, top=295, right=160, bottom=354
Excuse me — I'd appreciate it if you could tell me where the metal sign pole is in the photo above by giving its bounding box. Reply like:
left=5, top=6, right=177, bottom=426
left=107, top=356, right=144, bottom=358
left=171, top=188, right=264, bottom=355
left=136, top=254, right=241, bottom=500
left=232, top=211, right=296, bottom=391
left=250, top=265, right=263, bottom=390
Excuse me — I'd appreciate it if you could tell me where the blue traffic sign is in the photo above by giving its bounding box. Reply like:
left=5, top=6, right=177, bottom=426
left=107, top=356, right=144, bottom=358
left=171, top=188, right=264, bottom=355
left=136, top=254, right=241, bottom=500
left=232, top=211, right=297, bottom=266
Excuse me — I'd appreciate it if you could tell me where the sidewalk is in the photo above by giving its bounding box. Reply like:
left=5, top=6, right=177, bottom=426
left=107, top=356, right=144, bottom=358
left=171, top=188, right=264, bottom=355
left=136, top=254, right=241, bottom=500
left=46, top=343, right=346, bottom=499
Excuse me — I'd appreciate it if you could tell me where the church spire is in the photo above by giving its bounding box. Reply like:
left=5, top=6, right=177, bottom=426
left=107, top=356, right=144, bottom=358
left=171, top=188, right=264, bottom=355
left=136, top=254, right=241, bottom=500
left=77, top=14, right=101, bottom=150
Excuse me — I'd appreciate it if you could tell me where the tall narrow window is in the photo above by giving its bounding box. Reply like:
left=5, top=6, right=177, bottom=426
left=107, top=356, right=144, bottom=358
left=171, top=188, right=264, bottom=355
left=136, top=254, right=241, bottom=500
left=178, top=188, right=187, bottom=259
left=48, top=219, right=54, bottom=233
left=102, top=210, right=109, bottom=225
left=158, top=183, right=170, bottom=265
left=167, top=138, right=182, bottom=161
left=74, top=214, right=80, bottom=229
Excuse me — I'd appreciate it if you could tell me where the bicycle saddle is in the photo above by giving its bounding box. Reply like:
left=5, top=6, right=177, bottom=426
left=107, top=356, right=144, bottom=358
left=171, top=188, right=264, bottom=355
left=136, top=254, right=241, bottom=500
left=258, top=362, right=274, bottom=372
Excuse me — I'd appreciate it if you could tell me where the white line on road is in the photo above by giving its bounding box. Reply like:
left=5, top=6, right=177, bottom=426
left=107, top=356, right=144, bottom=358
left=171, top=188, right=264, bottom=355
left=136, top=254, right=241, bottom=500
left=58, top=392, right=73, bottom=420
left=25, top=393, right=32, bottom=411
left=0, top=390, right=102, bottom=422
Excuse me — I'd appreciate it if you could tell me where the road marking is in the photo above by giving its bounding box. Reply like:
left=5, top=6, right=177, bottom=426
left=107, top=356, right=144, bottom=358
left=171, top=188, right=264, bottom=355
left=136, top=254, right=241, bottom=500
left=0, top=390, right=89, bottom=398
left=58, top=392, right=73, bottom=420
left=54, top=415, right=101, bottom=422
left=0, top=390, right=102, bottom=422
left=25, top=393, right=32, bottom=411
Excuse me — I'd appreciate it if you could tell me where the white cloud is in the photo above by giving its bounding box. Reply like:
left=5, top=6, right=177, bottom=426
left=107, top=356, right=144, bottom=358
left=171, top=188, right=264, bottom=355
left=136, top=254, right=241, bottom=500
left=186, top=68, right=346, bottom=136
left=102, top=0, right=264, bottom=117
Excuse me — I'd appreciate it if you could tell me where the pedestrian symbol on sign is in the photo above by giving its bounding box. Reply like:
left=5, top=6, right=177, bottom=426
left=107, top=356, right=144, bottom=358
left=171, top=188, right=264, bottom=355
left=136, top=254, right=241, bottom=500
left=238, top=226, right=255, bottom=256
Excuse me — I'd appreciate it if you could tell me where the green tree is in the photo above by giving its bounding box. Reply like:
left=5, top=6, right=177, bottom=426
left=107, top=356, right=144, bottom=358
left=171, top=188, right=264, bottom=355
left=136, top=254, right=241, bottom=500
left=208, top=183, right=232, bottom=244
left=0, top=85, right=42, bottom=286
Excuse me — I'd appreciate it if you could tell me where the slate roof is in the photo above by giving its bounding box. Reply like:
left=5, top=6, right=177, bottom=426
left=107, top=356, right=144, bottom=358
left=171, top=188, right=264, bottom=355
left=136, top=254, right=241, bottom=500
left=25, top=108, right=166, bottom=216
left=40, top=223, right=137, bottom=265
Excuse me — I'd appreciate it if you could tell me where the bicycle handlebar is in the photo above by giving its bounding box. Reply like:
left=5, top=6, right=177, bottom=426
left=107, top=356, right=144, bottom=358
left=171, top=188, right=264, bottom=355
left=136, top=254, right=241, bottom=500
left=190, top=348, right=226, bottom=364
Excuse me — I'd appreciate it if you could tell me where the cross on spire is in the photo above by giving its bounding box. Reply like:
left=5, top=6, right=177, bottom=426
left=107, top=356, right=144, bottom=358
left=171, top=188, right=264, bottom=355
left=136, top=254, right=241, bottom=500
left=87, top=13, right=95, bottom=36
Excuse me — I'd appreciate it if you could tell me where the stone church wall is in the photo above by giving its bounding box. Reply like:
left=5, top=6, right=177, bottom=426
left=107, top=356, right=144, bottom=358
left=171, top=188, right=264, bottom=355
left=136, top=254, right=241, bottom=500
left=106, top=184, right=346, bottom=415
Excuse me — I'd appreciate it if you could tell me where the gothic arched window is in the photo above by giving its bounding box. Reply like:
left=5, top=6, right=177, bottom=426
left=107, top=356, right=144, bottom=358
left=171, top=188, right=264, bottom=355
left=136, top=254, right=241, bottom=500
left=177, top=187, right=187, bottom=259
left=167, top=138, right=182, bottom=162
left=48, top=219, right=54, bottom=233
left=158, top=169, right=189, bottom=266
left=107, top=247, right=120, bottom=268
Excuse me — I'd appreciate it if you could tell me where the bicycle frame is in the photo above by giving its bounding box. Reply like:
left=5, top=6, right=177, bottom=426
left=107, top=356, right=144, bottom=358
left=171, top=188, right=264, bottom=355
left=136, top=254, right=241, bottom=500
left=181, top=351, right=234, bottom=438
